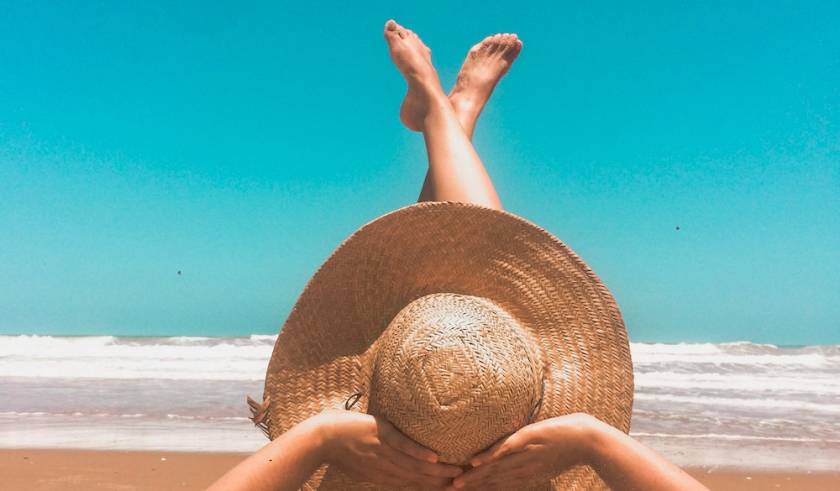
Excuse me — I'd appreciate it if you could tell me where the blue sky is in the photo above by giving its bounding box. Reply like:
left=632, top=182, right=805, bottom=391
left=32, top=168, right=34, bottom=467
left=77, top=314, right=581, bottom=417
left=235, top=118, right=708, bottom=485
left=1, top=1, right=837, bottom=344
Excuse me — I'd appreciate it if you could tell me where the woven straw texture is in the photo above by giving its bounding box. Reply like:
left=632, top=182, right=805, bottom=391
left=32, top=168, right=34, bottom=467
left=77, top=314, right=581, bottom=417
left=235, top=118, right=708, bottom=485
left=370, top=292, right=545, bottom=465
left=258, top=201, right=634, bottom=490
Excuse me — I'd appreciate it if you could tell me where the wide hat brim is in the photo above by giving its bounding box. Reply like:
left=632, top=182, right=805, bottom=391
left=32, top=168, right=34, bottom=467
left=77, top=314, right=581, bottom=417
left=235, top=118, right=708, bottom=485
left=257, top=201, right=634, bottom=490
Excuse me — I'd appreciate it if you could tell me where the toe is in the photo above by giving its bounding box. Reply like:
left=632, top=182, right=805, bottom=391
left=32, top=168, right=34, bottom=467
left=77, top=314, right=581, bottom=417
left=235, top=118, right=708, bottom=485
left=384, top=21, right=396, bottom=40
left=387, top=19, right=409, bottom=39
left=502, top=44, right=521, bottom=61
left=487, top=34, right=503, bottom=52
left=477, top=36, right=494, bottom=54
left=384, top=20, right=405, bottom=42
left=501, top=36, right=522, bottom=60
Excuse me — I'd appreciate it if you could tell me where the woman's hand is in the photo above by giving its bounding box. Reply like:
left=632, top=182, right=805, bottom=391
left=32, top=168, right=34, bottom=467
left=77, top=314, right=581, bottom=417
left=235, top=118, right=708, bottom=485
left=449, top=412, right=708, bottom=491
left=448, top=413, right=599, bottom=490
left=314, top=409, right=464, bottom=489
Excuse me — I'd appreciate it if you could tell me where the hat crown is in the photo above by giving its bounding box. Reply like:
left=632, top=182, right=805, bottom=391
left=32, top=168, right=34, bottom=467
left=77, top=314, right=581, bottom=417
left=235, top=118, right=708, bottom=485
left=369, top=293, right=544, bottom=464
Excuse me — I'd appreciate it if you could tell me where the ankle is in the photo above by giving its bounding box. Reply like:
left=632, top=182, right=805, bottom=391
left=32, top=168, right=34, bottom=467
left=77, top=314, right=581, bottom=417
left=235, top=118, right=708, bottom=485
left=421, top=94, right=459, bottom=126
left=412, top=75, right=446, bottom=99
left=450, top=95, right=482, bottom=125
left=421, top=88, right=451, bottom=110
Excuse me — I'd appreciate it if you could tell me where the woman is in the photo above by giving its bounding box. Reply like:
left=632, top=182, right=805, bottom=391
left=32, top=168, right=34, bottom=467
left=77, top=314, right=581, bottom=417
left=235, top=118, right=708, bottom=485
left=210, top=20, right=708, bottom=491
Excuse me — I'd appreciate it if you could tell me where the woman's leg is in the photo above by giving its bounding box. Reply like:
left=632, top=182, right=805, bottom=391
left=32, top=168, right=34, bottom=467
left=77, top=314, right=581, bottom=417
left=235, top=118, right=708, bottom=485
left=385, top=22, right=521, bottom=210
left=417, top=35, right=521, bottom=206
left=417, top=94, right=502, bottom=209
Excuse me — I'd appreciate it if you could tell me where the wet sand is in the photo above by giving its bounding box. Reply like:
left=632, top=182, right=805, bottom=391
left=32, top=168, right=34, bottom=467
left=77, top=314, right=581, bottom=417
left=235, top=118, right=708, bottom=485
left=2, top=449, right=838, bottom=490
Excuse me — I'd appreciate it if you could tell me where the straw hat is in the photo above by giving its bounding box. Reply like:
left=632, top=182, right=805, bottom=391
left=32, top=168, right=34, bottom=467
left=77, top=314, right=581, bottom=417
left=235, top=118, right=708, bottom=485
left=250, top=201, right=633, bottom=490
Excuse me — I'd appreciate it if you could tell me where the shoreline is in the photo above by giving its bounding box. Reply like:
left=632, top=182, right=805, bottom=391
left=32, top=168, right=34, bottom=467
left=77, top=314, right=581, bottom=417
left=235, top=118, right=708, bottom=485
left=3, top=449, right=839, bottom=490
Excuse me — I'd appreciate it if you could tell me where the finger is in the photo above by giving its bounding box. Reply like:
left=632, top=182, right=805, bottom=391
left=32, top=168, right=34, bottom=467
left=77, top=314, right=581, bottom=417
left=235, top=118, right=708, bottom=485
left=382, top=445, right=463, bottom=478
left=388, top=471, right=452, bottom=489
left=370, top=456, right=428, bottom=485
left=378, top=420, right=440, bottom=463
left=451, top=463, right=493, bottom=489
left=469, top=439, right=504, bottom=467
left=373, top=449, right=456, bottom=487
left=469, top=432, right=527, bottom=467
left=454, top=452, right=534, bottom=488
left=412, top=475, right=453, bottom=489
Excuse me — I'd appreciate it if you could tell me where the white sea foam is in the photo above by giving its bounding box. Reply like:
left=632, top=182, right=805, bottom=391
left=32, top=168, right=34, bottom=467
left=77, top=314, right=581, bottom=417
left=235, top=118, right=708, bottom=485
left=635, top=371, right=840, bottom=394
left=631, top=432, right=840, bottom=444
left=1, top=335, right=839, bottom=469
left=3, top=335, right=836, bottom=380
left=248, top=334, right=278, bottom=342
left=0, top=411, right=248, bottom=421
left=0, top=334, right=273, bottom=380
left=634, top=392, right=840, bottom=413
left=0, top=412, right=266, bottom=452
left=630, top=342, right=836, bottom=368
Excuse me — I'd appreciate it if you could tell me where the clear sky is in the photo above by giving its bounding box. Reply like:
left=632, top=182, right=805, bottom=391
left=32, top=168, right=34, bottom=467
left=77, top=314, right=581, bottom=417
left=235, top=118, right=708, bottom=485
left=1, top=1, right=838, bottom=344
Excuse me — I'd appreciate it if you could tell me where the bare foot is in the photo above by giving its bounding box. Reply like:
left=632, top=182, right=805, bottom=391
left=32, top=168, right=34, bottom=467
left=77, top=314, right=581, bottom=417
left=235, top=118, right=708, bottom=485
left=449, top=34, right=523, bottom=135
left=383, top=20, right=445, bottom=131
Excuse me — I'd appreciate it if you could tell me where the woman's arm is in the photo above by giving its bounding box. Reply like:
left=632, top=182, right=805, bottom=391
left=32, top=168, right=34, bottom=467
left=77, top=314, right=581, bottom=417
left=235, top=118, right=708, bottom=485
left=208, top=409, right=463, bottom=491
left=450, top=413, right=707, bottom=491
left=585, top=417, right=707, bottom=491
left=207, top=414, right=326, bottom=491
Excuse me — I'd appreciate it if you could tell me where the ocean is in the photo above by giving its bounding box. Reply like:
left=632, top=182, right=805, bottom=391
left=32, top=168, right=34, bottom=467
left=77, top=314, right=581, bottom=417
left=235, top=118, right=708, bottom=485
left=1, top=335, right=838, bottom=472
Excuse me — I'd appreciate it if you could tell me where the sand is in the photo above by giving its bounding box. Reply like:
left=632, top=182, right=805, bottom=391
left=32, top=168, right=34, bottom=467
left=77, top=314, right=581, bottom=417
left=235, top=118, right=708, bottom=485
left=2, top=449, right=838, bottom=490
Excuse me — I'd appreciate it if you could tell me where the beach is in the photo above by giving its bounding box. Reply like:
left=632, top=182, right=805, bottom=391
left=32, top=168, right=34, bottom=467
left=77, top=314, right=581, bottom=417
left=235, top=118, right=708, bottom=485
left=2, top=449, right=839, bottom=490
left=2, top=335, right=839, bottom=488
left=4, top=0, right=838, bottom=488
